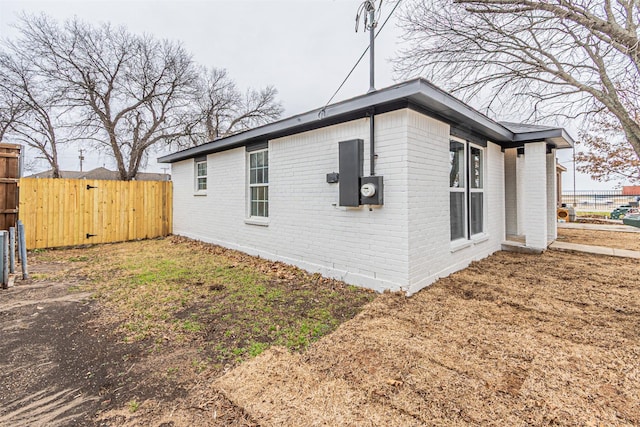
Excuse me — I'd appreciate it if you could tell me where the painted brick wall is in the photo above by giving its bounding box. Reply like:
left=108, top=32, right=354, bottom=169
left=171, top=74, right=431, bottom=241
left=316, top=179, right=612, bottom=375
left=487, top=142, right=507, bottom=246
left=406, top=111, right=450, bottom=292
left=504, top=148, right=518, bottom=236
left=516, top=153, right=526, bottom=235
left=406, top=109, right=505, bottom=294
left=546, top=151, right=558, bottom=241
left=524, top=142, right=548, bottom=249
left=173, top=110, right=410, bottom=292
left=173, top=147, right=246, bottom=242
left=172, top=108, right=506, bottom=294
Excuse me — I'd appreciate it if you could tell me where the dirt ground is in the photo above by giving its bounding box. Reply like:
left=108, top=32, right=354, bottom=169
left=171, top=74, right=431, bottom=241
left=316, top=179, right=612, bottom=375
left=0, top=262, right=247, bottom=427
left=0, top=238, right=373, bottom=427
left=2, top=234, right=639, bottom=426
left=216, top=250, right=640, bottom=426
left=557, top=228, right=640, bottom=251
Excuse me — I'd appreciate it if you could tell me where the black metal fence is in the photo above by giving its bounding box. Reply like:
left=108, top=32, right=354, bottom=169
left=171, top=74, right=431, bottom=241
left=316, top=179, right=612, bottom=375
left=561, top=190, right=640, bottom=211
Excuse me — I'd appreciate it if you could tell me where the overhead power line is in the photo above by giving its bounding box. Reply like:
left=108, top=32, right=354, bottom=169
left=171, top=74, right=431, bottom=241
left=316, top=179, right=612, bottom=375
left=318, top=0, right=402, bottom=119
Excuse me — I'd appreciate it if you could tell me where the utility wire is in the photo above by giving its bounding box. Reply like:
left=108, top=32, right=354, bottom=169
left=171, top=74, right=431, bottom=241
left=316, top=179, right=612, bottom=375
left=318, top=0, right=402, bottom=118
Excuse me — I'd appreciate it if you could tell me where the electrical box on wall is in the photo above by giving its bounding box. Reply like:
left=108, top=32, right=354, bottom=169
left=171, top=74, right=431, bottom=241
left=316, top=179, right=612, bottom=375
left=326, top=172, right=339, bottom=183
left=360, top=176, right=384, bottom=205
left=338, top=139, right=364, bottom=207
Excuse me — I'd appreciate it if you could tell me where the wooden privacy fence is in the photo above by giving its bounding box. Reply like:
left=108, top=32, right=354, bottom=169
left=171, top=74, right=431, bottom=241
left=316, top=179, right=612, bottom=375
left=0, top=143, right=21, bottom=231
left=19, top=178, right=172, bottom=249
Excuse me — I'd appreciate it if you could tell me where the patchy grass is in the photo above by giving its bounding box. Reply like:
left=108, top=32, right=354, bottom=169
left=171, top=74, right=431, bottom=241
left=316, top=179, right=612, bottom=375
left=576, top=210, right=611, bottom=218
left=31, top=236, right=376, bottom=365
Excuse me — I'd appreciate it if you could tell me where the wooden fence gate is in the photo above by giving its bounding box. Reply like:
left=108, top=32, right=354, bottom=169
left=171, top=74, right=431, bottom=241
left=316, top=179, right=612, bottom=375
left=19, top=178, right=172, bottom=249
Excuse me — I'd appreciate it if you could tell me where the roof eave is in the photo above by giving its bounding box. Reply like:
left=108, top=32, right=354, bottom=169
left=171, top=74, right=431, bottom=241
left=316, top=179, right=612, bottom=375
left=158, top=78, right=574, bottom=164
left=512, top=128, right=574, bottom=149
left=158, top=79, right=516, bottom=164
left=407, top=84, right=513, bottom=143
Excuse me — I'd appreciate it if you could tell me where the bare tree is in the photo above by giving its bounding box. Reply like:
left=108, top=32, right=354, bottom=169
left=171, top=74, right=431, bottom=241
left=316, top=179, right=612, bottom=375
left=576, top=112, right=640, bottom=185
left=396, top=0, right=640, bottom=158
left=13, top=14, right=199, bottom=180
left=0, top=87, right=24, bottom=142
left=187, top=67, right=283, bottom=146
left=0, top=50, right=67, bottom=177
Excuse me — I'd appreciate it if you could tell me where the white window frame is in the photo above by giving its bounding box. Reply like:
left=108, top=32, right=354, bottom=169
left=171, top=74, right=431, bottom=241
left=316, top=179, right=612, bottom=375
left=195, top=159, right=207, bottom=194
left=468, top=143, right=485, bottom=237
left=450, top=137, right=468, bottom=242
left=247, top=149, right=269, bottom=221
left=449, top=137, right=485, bottom=243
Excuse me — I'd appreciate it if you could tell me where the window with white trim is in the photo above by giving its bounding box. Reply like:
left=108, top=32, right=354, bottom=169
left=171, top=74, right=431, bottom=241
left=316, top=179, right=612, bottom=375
left=469, top=145, right=484, bottom=236
left=248, top=149, right=268, bottom=217
left=449, top=139, right=484, bottom=241
left=195, top=160, right=207, bottom=191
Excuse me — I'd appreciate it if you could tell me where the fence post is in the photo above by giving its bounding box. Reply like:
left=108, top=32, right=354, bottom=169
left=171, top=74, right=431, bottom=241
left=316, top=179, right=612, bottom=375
left=2, top=230, right=7, bottom=287
left=0, top=231, right=6, bottom=288
left=17, top=220, right=28, bottom=280
left=16, top=224, right=21, bottom=263
left=9, top=226, right=15, bottom=274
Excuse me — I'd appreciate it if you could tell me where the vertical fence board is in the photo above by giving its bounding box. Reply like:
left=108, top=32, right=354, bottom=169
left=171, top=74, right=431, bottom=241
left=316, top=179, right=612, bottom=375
left=107, top=181, right=114, bottom=243
left=128, top=182, right=134, bottom=239
left=18, top=178, right=172, bottom=249
left=0, top=180, right=7, bottom=227
left=34, top=179, right=44, bottom=249
left=97, top=180, right=105, bottom=244
left=119, top=181, right=127, bottom=241
left=93, top=180, right=100, bottom=243
left=69, top=180, right=79, bottom=245
left=81, top=180, right=89, bottom=246
left=149, top=182, right=156, bottom=238
left=137, top=181, right=145, bottom=240
left=167, top=183, right=173, bottom=236
left=63, top=179, right=70, bottom=246
left=46, top=178, right=54, bottom=247
left=55, top=179, right=63, bottom=247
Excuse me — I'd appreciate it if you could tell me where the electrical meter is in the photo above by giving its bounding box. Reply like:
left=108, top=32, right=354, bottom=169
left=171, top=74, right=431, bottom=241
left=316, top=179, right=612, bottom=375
left=360, top=183, right=376, bottom=198
left=359, top=176, right=383, bottom=205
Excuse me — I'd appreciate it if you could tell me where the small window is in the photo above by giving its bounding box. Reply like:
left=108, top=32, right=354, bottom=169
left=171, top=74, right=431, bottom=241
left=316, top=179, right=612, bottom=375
left=248, top=150, right=268, bottom=217
left=195, top=160, right=207, bottom=191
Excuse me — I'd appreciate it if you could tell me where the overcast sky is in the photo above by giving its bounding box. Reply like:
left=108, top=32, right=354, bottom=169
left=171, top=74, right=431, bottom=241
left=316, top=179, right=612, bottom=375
left=0, top=0, right=616, bottom=190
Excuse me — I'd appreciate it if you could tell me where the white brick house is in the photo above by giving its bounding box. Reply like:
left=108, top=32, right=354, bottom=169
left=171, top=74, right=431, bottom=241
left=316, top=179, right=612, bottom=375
left=160, top=79, right=573, bottom=294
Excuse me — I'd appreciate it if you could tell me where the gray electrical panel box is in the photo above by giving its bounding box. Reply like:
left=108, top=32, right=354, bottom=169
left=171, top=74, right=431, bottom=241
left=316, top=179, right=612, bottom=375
left=360, top=175, right=384, bottom=205
left=338, top=139, right=363, bottom=207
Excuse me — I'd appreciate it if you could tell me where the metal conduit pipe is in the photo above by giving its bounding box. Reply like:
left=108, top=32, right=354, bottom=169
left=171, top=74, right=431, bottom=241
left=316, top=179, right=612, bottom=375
left=369, top=108, right=375, bottom=176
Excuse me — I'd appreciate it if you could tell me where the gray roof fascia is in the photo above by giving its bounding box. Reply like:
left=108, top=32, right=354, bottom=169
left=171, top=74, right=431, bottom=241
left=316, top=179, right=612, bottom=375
left=512, top=128, right=574, bottom=148
left=405, top=84, right=514, bottom=143
left=499, top=121, right=557, bottom=133
left=158, top=84, right=419, bottom=163
left=158, top=78, right=573, bottom=163
left=158, top=79, right=517, bottom=164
